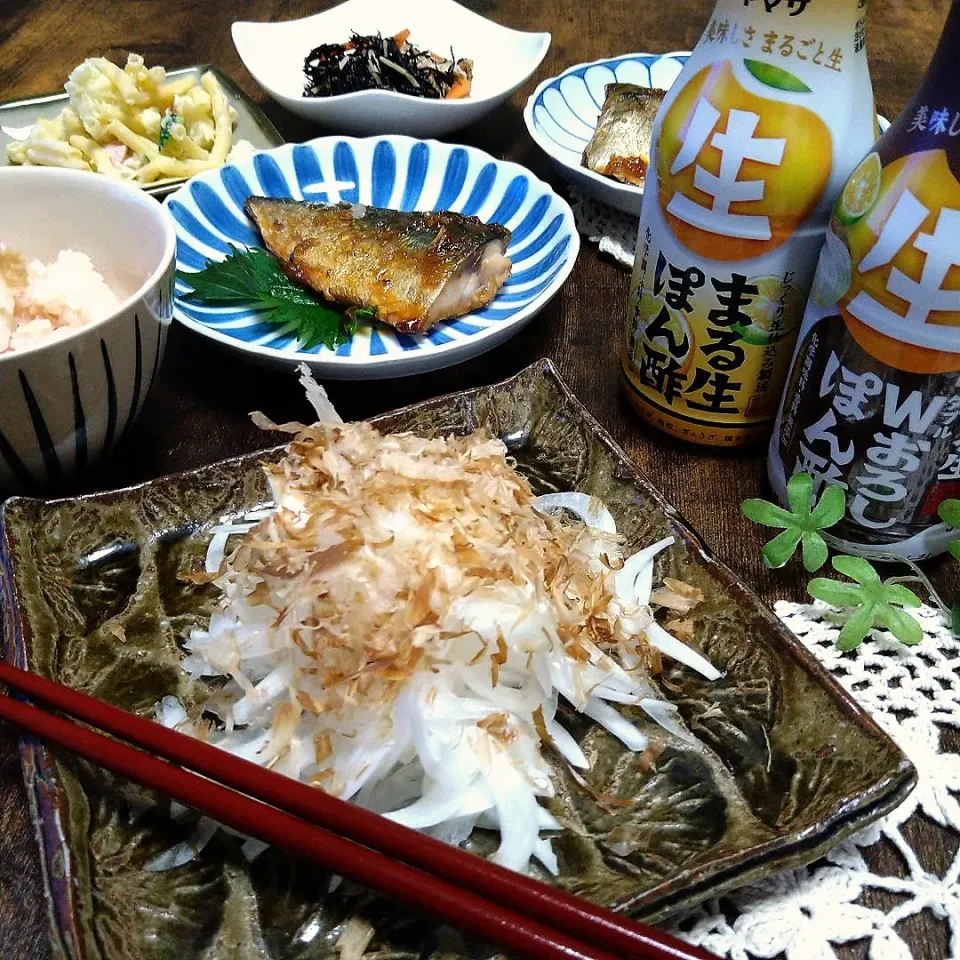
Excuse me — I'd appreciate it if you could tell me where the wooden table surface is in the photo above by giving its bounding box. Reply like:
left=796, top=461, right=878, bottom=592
left=0, top=0, right=956, bottom=956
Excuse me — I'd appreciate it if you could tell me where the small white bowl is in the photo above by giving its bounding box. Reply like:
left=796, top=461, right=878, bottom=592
left=232, top=0, right=550, bottom=137
left=524, top=52, right=688, bottom=217
left=0, top=167, right=176, bottom=491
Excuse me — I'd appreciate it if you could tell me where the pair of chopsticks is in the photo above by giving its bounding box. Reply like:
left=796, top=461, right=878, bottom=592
left=0, top=660, right=716, bottom=960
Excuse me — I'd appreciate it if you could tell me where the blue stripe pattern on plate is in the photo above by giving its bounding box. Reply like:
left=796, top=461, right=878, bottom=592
left=529, top=53, right=688, bottom=165
left=167, top=136, right=579, bottom=369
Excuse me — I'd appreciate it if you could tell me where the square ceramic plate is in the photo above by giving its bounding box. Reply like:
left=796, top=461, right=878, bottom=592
left=0, top=64, right=284, bottom=199
left=0, top=359, right=914, bottom=960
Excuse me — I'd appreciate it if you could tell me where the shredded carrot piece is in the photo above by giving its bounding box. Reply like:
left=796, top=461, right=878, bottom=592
left=445, top=76, right=471, bottom=100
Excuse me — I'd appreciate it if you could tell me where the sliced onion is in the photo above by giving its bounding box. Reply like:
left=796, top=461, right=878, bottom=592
left=427, top=813, right=480, bottom=848
left=145, top=816, right=219, bottom=872
left=532, top=493, right=617, bottom=534
left=204, top=509, right=275, bottom=574
left=385, top=774, right=480, bottom=830
left=231, top=664, right=293, bottom=725
left=488, top=755, right=539, bottom=872
left=582, top=697, right=648, bottom=751
left=536, top=807, right=563, bottom=831
left=168, top=460, right=723, bottom=882
left=645, top=622, right=722, bottom=681
left=156, top=695, right=188, bottom=730
left=613, top=537, right=674, bottom=605
left=638, top=698, right=694, bottom=743
left=533, top=837, right=560, bottom=875
left=545, top=718, right=589, bottom=769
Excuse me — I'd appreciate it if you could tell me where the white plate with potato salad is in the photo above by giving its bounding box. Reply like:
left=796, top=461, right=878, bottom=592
left=0, top=55, right=284, bottom=197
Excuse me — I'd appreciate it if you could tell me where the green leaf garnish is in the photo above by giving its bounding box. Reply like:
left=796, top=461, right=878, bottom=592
left=831, top=554, right=880, bottom=584
left=938, top=499, right=960, bottom=528
left=741, top=473, right=845, bottom=571
left=176, top=246, right=367, bottom=350
left=938, top=500, right=960, bottom=561
left=743, top=59, right=812, bottom=94
left=808, top=555, right=923, bottom=651
left=158, top=111, right=183, bottom=152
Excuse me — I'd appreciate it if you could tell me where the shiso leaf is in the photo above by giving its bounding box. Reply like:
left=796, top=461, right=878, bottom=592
left=176, top=246, right=367, bottom=350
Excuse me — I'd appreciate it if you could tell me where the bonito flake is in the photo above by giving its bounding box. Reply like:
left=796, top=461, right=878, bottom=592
left=161, top=417, right=718, bottom=874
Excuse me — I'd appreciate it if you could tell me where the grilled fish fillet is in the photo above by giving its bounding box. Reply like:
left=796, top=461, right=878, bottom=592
left=582, top=83, right=666, bottom=186
left=245, top=198, right=512, bottom=334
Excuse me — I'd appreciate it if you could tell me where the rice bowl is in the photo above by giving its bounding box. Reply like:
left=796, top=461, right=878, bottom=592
left=0, top=166, right=175, bottom=490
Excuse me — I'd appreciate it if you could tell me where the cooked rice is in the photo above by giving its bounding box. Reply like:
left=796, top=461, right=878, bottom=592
left=0, top=246, right=119, bottom=353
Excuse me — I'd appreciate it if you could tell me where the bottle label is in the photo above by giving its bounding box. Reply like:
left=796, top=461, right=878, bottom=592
left=624, top=0, right=876, bottom=445
left=624, top=51, right=854, bottom=444
left=774, top=308, right=960, bottom=553
left=656, top=61, right=832, bottom=260
left=770, top=147, right=960, bottom=555
left=828, top=149, right=960, bottom=364
left=625, top=226, right=809, bottom=445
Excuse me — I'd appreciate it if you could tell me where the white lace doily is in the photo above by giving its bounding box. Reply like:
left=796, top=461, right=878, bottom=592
left=568, top=188, right=638, bottom=267
left=663, top=601, right=960, bottom=960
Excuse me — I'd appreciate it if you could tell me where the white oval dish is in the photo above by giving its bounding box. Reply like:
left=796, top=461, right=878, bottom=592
left=524, top=52, right=689, bottom=217
left=232, top=0, right=551, bottom=138
left=0, top=167, right=176, bottom=491
left=166, top=135, right=579, bottom=380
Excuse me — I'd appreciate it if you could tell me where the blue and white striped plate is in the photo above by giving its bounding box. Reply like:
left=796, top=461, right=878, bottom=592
left=165, top=136, right=579, bottom=379
left=524, top=52, right=689, bottom=216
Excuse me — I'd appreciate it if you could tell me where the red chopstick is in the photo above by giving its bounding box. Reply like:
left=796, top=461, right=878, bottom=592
left=0, top=688, right=612, bottom=960
left=0, top=661, right=715, bottom=960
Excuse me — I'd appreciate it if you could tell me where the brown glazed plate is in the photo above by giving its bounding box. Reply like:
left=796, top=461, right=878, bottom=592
left=0, top=359, right=914, bottom=960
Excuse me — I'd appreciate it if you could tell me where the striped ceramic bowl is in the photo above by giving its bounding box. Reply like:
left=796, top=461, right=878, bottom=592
left=166, top=135, right=579, bottom=379
left=0, top=168, right=175, bottom=492
left=524, top=52, right=689, bottom=215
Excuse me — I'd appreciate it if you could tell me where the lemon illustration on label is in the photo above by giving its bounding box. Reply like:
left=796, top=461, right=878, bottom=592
left=732, top=276, right=802, bottom=345
left=836, top=151, right=881, bottom=225
left=657, top=61, right=833, bottom=261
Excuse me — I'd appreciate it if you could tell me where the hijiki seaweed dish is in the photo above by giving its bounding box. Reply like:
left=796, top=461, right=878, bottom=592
left=155, top=371, right=721, bottom=874
left=303, top=30, right=473, bottom=100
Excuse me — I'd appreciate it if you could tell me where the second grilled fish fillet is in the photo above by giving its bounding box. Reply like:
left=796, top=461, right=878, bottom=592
left=245, top=198, right=512, bottom=334
left=582, top=83, right=666, bottom=186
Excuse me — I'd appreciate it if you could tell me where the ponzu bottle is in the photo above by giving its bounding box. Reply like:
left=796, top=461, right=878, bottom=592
left=622, top=0, right=876, bottom=448
left=769, top=0, right=960, bottom=559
